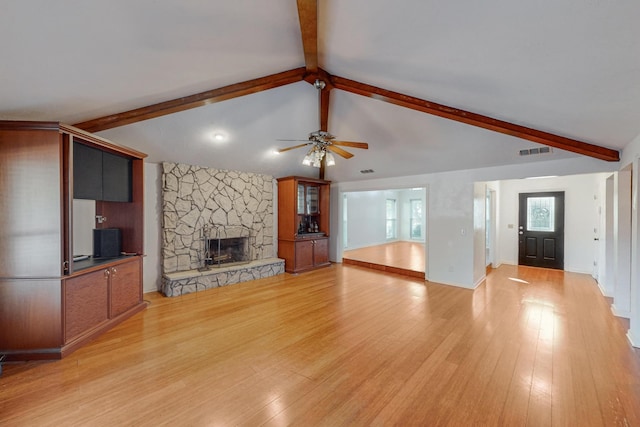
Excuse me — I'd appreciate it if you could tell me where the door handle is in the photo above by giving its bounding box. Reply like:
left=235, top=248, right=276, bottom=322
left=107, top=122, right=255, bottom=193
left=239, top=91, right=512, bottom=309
left=594, top=238, right=599, bottom=241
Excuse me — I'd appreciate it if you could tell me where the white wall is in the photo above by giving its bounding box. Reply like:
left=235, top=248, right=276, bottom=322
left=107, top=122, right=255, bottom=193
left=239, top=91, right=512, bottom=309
left=72, top=199, right=95, bottom=256
left=343, top=190, right=398, bottom=249
left=427, top=179, right=476, bottom=287
left=494, top=173, right=606, bottom=274
left=629, top=156, right=640, bottom=346
left=621, top=132, right=640, bottom=347
left=596, top=174, right=616, bottom=296
left=613, top=168, right=632, bottom=317
left=473, top=182, right=487, bottom=287
left=143, top=163, right=162, bottom=293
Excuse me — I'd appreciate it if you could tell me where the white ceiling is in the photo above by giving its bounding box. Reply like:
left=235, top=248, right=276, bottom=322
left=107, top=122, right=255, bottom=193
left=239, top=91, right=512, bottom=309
left=2, top=1, right=638, bottom=182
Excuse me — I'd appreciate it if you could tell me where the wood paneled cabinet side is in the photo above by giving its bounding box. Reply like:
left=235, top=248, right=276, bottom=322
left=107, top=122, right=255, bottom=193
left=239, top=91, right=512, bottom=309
left=0, top=121, right=146, bottom=361
left=277, top=176, right=331, bottom=273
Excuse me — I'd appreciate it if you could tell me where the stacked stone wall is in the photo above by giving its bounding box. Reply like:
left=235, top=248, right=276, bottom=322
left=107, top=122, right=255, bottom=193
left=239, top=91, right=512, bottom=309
left=162, top=162, right=274, bottom=274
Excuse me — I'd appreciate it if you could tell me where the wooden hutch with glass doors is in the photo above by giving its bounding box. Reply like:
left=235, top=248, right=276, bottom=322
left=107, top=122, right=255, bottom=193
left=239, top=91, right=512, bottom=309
left=277, top=176, right=330, bottom=273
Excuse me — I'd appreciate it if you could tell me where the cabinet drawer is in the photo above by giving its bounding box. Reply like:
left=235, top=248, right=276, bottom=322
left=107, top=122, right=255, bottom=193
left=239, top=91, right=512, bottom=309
left=64, top=270, right=109, bottom=343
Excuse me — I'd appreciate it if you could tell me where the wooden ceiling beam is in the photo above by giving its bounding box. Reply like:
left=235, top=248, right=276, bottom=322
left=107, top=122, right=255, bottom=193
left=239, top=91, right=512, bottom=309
left=296, top=0, right=318, bottom=73
left=319, top=84, right=331, bottom=132
left=330, top=75, right=620, bottom=162
left=74, top=67, right=307, bottom=133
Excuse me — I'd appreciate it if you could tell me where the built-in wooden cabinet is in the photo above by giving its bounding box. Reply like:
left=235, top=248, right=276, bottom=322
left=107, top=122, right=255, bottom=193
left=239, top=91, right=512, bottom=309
left=277, top=176, right=331, bottom=273
left=0, top=121, right=146, bottom=361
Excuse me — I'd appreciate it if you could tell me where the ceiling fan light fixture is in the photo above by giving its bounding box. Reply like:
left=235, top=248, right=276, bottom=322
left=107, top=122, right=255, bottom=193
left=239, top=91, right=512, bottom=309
left=302, top=153, right=313, bottom=166
left=311, top=147, right=323, bottom=167
left=325, top=151, right=335, bottom=166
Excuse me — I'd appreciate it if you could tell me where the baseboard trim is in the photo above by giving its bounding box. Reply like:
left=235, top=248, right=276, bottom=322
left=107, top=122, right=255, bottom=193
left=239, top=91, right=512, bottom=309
left=627, top=330, right=640, bottom=349
left=611, top=304, right=631, bottom=319
left=597, top=282, right=613, bottom=297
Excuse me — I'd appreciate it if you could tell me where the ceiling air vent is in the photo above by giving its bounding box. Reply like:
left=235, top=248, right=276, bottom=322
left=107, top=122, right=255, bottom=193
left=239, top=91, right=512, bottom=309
left=360, top=169, right=375, bottom=174
left=519, top=146, right=552, bottom=156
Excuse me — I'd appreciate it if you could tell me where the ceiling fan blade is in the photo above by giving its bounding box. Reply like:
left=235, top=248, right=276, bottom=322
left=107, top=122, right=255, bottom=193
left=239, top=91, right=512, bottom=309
left=326, top=144, right=354, bottom=159
left=277, top=142, right=312, bottom=153
left=331, top=140, right=369, bottom=149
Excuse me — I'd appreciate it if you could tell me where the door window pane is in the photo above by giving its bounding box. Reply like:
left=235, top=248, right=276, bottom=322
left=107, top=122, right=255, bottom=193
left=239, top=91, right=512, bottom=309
left=527, top=197, right=555, bottom=232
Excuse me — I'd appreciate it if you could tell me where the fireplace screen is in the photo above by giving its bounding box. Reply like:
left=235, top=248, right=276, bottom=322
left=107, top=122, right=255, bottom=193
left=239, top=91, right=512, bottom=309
left=201, top=225, right=252, bottom=269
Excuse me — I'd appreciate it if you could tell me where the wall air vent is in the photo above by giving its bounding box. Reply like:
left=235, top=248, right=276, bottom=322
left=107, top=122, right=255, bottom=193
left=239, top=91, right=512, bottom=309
left=360, top=169, right=375, bottom=174
left=519, top=146, right=552, bottom=156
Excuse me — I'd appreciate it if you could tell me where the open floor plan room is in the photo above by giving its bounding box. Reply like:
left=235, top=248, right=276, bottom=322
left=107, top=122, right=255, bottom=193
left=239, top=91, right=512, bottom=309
left=1, top=265, right=639, bottom=426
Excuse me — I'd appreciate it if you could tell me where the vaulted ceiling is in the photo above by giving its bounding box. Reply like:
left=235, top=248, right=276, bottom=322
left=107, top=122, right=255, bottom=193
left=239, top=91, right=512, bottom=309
left=2, top=1, right=638, bottom=182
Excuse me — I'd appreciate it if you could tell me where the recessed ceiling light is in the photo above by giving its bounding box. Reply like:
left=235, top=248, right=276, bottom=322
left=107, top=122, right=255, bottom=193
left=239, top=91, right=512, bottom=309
left=213, top=133, right=225, bottom=142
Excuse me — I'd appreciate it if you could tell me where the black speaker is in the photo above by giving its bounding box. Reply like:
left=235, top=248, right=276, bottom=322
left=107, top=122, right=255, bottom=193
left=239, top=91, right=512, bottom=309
left=93, top=228, right=121, bottom=258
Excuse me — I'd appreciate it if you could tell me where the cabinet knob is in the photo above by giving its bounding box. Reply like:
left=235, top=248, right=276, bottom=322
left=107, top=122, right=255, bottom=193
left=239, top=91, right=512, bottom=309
left=104, top=269, right=110, bottom=278
left=112, top=267, right=117, bottom=276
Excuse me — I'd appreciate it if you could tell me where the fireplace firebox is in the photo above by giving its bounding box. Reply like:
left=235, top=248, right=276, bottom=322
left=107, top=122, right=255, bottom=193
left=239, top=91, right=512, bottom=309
left=200, top=225, right=252, bottom=269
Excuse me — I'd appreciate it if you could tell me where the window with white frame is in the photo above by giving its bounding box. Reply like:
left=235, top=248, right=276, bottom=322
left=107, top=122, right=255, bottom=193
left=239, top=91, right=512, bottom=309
left=410, top=199, right=423, bottom=239
left=386, top=199, right=397, bottom=239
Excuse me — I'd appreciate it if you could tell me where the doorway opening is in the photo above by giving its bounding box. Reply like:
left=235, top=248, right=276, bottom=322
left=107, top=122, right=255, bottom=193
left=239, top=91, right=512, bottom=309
left=341, top=187, right=427, bottom=278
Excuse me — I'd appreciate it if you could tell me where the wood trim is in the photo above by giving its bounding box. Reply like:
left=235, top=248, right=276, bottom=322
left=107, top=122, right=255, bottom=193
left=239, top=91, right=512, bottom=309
left=0, top=120, right=60, bottom=131
left=329, top=75, right=620, bottom=162
left=342, top=258, right=425, bottom=279
left=296, top=0, right=318, bottom=73
left=62, top=124, right=147, bottom=158
left=0, top=121, right=147, bottom=159
left=276, top=175, right=331, bottom=184
left=73, top=68, right=308, bottom=132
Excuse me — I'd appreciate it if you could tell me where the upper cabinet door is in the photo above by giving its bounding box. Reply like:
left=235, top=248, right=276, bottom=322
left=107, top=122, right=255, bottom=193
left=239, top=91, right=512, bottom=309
left=73, top=142, right=132, bottom=202
left=73, top=142, right=103, bottom=200
left=102, top=152, right=131, bottom=202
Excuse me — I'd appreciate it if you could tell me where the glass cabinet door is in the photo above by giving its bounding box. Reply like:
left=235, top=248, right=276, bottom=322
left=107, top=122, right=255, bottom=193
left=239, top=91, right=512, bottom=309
left=306, top=186, right=319, bottom=214
left=297, top=184, right=305, bottom=214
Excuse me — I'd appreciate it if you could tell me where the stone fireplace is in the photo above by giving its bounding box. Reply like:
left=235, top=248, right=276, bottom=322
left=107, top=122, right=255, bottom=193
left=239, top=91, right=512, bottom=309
left=201, top=225, right=252, bottom=268
left=160, top=162, right=284, bottom=297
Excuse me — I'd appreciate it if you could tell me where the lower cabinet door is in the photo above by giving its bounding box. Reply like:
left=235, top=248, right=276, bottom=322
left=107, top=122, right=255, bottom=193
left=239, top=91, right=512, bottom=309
left=295, top=240, right=315, bottom=271
left=110, top=258, right=141, bottom=318
left=64, top=269, right=109, bottom=343
left=313, top=238, right=329, bottom=266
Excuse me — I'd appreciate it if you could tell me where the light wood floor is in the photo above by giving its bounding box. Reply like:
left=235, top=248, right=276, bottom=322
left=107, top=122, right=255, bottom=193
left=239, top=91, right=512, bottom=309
left=343, top=241, right=425, bottom=278
left=2, top=264, right=640, bottom=426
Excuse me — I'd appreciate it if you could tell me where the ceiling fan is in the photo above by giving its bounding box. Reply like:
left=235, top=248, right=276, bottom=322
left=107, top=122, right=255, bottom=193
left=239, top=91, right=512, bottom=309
left=277, top=79, right=368, bottom=168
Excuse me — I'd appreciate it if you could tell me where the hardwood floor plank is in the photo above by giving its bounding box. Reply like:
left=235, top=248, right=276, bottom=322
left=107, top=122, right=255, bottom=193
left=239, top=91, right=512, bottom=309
left=1, top=264, right=639, bottom=426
